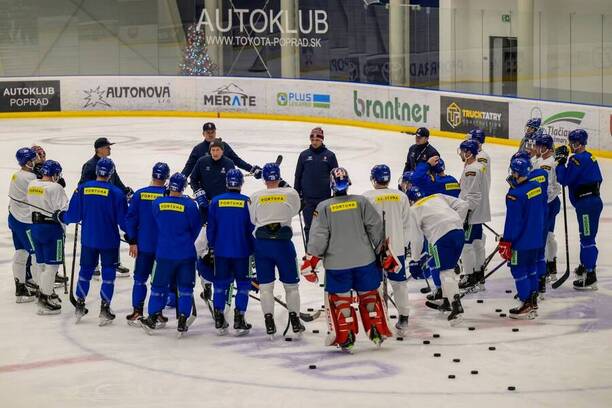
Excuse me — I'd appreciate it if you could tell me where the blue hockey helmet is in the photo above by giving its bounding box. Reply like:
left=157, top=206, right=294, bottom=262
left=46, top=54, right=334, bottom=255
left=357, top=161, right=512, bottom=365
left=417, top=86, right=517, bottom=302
left=406, top=186, right=424, bottom=203
left=512, top=150, right=532, bottom=162
left=152, top=162, right=170, bottom=180
left=226, top=169, right=244, bottom=189
left=535, top=132, right=554, bottom=150
left=459, top=139, right=479, bottom=156
left=96, top=157, right=115, bottom=177
left=509, top=157, right=531, bottom=178
left=468, top=128, right=486, bottom=144
left=370, top=164, right=391, bottom=184
left=568, top=129, right=588, bottom=146
left=431, top=158, right=445, bottom=174
left=262, top=162, right=281, bottom=181
left=401, top=171, right=414, bottom=184
left=168, top=172, right=187, bottom=192
left=16, top=147, right=37, bottom=166
left=41, top=160, right=62, bottom=177
left=525, top=118, right=541, bottom=131
left=330, top=167, right=351, bottom=193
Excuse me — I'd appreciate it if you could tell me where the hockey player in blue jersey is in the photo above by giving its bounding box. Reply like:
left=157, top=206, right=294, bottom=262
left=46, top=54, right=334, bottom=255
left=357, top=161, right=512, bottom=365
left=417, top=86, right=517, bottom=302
left=555, top=129, right=603, bottom=290
left=55, top=158, right=128, bottom=325
left=139, top=173, right=201, bottom=336
left=124, top=162, right=170, bottom=326
left=499, top=157, right=545, bottom=319
left=207, top=169, right=254, bottom=335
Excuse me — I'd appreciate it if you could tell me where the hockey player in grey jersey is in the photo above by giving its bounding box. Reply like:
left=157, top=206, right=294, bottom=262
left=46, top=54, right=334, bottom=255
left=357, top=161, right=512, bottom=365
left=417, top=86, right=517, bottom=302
left=301, top=168, right=392, bottom=351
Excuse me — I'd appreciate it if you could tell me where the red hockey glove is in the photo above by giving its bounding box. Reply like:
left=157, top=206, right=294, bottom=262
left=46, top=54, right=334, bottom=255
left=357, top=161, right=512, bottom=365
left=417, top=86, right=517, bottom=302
left=300, top=255, right=320, bottom=283
left=498, top=240, right=512, bottom=261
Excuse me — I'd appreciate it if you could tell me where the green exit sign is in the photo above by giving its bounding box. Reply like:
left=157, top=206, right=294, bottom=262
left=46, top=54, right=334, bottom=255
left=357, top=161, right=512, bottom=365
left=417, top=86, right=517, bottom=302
left=502, top=14, right=511, bottom=23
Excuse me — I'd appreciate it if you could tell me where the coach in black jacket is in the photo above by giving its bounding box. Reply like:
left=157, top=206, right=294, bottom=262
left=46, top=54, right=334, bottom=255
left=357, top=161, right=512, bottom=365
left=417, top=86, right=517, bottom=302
left=182, top=122, right=261, bottom=180
left=189, top=138, right=236, bottom=200
left=79, top=137, right=132, bottom=195
left=402, top=127, right=440, bottom=173
left=293, top=127, right=338, bottom=242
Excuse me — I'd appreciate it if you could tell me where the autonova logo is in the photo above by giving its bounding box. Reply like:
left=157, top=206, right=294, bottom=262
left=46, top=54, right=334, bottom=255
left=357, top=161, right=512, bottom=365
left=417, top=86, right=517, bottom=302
left=353, top=90, right=429, bottom=123
left=83, top=85, right=171, bottom=108
left=277, top=92, right=330, bottom=108
left=531, top=108, right=587, bottom=143
left=203, top=83, right=256, bottom=107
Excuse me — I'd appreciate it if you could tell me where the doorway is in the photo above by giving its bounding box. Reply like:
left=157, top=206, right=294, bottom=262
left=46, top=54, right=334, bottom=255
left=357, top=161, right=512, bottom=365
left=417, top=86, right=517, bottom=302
left=489, top=36, right=517, bottom=96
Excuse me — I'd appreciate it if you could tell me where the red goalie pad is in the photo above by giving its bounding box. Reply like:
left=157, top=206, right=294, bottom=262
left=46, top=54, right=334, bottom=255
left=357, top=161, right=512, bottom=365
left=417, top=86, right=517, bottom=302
left=324, top=293, right=359, bottom=347
left=358, top=290, right=393, bottom=338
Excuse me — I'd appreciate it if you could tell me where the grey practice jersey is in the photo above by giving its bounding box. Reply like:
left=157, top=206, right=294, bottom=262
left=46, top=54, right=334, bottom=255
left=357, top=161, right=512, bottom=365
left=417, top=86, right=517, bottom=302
left=307, top=194, right=383, bottom=270
left=459, top=160, right=491, bottom=224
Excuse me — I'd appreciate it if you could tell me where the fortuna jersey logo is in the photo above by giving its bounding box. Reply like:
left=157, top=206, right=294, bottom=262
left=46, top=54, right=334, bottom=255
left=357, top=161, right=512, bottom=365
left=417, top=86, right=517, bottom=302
left=159, top=202, right=185, bottom=212
left=330, top=201, right=357, bottom=212
left=530, top=175, right=546, bottom=184
left=259, top=195, right=286, bottom=204
left=84, top=187, right=109, bottom=196
left=526, top=187, right=542, bottom=199
left=375, top=194, right=400, bottom=203
left=140, top=192, right=163, bottom=201
left=219, top=199, right=245, bottom=208
left=27, top=186, right=44, bottom=196
left=445, top=182, right=460, bottom=190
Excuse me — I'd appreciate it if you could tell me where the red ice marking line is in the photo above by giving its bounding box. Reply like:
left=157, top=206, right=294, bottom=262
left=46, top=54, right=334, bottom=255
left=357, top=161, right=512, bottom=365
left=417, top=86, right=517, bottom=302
left=600, top=217, right=612, bottom=223
left=0, top=354, right=106, bottom=373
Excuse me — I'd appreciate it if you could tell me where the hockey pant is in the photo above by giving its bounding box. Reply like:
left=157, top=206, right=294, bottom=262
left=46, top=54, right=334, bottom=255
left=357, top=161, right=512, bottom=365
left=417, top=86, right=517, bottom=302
left=131, top=251, right=155, bottom=310
left=510, top=249, right=538, bottom=302
left=149, top=258, right=195, bottom=317
left=545, top=197, right=561, bottom=262
left=76, top=246, right=119, bottom=303
left=575, top=196, right=602, bottom=270
left=213, top=257, right=251, bottom=313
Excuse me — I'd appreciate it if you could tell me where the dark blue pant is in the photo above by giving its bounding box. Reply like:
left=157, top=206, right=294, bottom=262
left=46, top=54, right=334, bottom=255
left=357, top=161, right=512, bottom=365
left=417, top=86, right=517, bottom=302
left=302, top=197, right=327, bottom=243
left=77, top=246, right=119, bottom=303
left=213, top=256, right=251, bottom=312
left=575, top=196, right=603, bottom=270
left=131, top=251, right=155, bottom=309
left=510, top=249, right=538, bottom=302
left=149, top=258, right=196, bottom=316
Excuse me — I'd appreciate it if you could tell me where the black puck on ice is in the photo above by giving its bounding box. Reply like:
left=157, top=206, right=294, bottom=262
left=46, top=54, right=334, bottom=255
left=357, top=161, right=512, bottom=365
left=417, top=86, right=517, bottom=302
left=319, top=284, right=324, bottom=288
left=434, top=353, right=441, bottom=357
left=423, top=340, right=430, bottom=345
left=307, top=308, right=314, bottom=312
left=476, top=299, right=484, bottom=304
left=285, top=337, right=293, bottom=342
left=433, top=333, right=440, bottom=338
left=495, top=309, right=502, bottom=312
left=390, top=315, right=397, bottom=319
left=309, top=365, right=317, bottom=369
left=489, top=346, right=496, bottom=351
left=512, top=328, right=519, bottom=332
left=448, top=375, right=455, bottom=379
left=505, top=290, right=512, bottom=294
left=499, top=313, right=507, bottom=317
left=312, top=329, right=319, bottom=334
left=468, top=327, right=476, bottom=331
left=396, top=337, right=404, bottom=341
left=453, top=358, right=460, bottom=363
left=471, top=370, right=479, bottom=375
left=508, top=386, right=516, bottom=391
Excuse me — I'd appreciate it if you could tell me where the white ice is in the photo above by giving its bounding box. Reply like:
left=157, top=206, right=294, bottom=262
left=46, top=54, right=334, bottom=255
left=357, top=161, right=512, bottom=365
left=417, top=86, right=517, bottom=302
left=0, top=117, right=610, bottom=408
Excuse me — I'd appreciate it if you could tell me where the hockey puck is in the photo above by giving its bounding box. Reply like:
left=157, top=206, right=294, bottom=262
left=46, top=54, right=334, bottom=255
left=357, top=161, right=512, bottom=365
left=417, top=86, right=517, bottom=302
left=312, top=329, right=319, bottom=334
left=319, top=284, right=324, bottom=288
left=396, top=337, right=404, bottom=341
left=285, top=337, right=293, bottom=342
left=471, top=370, right=479, bottom=375
left=453, top=358, right=461, bottom=363
left=495, top=308, right=502, bottom=312
left=448, top=375, right=455, bottom=379
left=505, top=290, right=512, bottom=294
left=309, top=365, right=317, bottom=369
left=512, top=328, right=519, bottom=332
left=433, top=333, right=440, bottom=338
left=499, top=313, right=507, bottom=317
left=390, top=314, right=397, bottom=319
left=423, top=340, right=430, bottom=345
left=434, top=353, right=441, bottom=357
left=489, top=346, right=496, bottom=351
left=468, top=327, right=476, bottom=331
left=508, top=386, right=516, bottom=391
left=476, top=299, right=484, bottom=304
left=420, top=287, right=431, bottom=294
left=307, top=308, right=314, bottom=312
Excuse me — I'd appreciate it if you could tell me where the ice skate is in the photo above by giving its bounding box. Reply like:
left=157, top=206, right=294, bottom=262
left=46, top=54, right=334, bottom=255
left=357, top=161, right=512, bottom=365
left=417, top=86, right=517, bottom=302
left=199, top=283, right=212, bottom=302
left=447, top=295, right=464, bottom=327
left=573, top=264, right=586, bottom=279
left=214, top=309, right=229, bottom=336
left=459, top=273, right=481, bottom=294
left=37, top=294, right=61, bottom=315
left=288, top=312, right=305, bottom=336
left=509, top=300, right=536, bottom=320
left=530, top=292, right=539, bottom=315
left=15, top=279, right=36, bottom=303
left=395, top=315, right=409, bottom=336
left=264, top=313, right=276, bottom=339
left=538, top=276, right=547, bottom=300
left=139, top=313, right=164, bottom=335
left=339, top=331, right=356, bottom=353
left=546, top=258, right=557, bottom=282
left=369, top=326, right=384, bottom=347
left=49, top=291, right=62, bottom=303
left=177, top=314, right=188, bottom=337
left=74, top=298, right=88, bottom=323
left=573, top=269, right=597, bottom=291
left=116, top=263, right=130, bottom=278
left=426, top=298, right=450, bottom=312
left=233, top=309, right=251, bottom=336
left=426, top=287, right=443, bottom=303
left=98, top=301, right=116, bottom=326
left=126, top=308, right=143, bottom=327
left=54, top=272, right=68, bottom=288
left=93, top=267, right=101, bottom=281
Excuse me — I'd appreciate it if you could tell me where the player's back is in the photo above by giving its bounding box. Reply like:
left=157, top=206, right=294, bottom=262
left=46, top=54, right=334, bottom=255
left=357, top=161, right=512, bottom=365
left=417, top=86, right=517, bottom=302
left=208, top=192, right=253, bottom=258
left=127, top=186, right=166, bottom=253
left=152, top=195, right=200, bottom=260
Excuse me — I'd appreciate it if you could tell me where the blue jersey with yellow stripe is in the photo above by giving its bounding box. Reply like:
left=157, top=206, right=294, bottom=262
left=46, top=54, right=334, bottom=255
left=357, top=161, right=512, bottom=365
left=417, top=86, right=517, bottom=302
left=556, top=150, right=603, bottom=206
left=125, top=185, right=166, bottom=253
left=207, top=191, right=254, bottom=258
left=152, top=195, right=201, bottom=260
left=502, top=180, right=545, bottom=250
left=63, top=180, right=127, bottom=249
left=433, top=174, right=461, bottom=198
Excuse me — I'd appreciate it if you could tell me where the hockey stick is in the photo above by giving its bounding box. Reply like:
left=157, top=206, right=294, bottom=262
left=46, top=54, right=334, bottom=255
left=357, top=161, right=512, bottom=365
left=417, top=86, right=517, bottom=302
left=250, top=281, right=321, bottom=322
left=552, top=186, right=571, bottom=289
left=459, top=259, right=506, bottom=300
left=61, top=235, right=68, bottom=295
left=244, top=155, right=284, bottom=177
left=68, top=224, right=79, bottom=307
left=298, top=211, right=307, bottom=252
left=9, top=195, right=53, bottom=215
left=381, top=211, right=389, bottom=306
left=483, top=223, right=501, bottom=239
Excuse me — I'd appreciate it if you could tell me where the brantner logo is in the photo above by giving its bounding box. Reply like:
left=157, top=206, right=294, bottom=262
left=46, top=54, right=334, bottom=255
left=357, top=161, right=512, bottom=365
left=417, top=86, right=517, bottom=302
left=83, top=85, right=171, bottom=108
left=353, top=90, right=429, bottom=123
left=276, top=92, right=330, bottom=108
left=203, top=83, right=256, bottom=107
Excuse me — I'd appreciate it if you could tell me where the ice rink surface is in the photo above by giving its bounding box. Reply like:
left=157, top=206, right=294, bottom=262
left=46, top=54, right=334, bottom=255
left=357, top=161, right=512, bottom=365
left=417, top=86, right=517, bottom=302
left=0, top=117, right=610, bottom=408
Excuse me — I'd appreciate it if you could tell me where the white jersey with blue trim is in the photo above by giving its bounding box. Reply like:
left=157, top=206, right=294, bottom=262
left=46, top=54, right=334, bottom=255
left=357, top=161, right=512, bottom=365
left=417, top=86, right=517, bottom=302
left=9, top=169, right=37, bottom=223
left=476, top=148, right=491, bottom=191
left=26, top=179, right=69, bottom=216
left=532, top=155, right=561, bottom=203
left=249, top=187, right=301, bottom=232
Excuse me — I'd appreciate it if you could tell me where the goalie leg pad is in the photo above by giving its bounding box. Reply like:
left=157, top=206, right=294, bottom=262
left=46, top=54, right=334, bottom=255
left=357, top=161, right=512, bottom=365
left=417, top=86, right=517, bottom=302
left=357, top=290, right=393, bottom=338
left=324, top=292, right=358, bottom=347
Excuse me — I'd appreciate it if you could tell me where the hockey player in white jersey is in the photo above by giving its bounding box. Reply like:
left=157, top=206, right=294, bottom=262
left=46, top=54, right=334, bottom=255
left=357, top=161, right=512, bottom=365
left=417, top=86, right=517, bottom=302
left=363, top=164, right=411, bottom=335
left=27, top=160, right=68, bottom=314
left=457, top=140, right=491, bottom=292
left=532, top=133, right=562, bottom=281
left=8, top=147, right=40, bottom=303
left=406, top=186, right=469, bottom=325
left=249, top=162, right=304, bottom=337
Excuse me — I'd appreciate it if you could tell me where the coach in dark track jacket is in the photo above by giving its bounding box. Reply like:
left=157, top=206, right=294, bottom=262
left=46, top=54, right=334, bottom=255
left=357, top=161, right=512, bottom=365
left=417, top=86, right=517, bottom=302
left=402, top=127, right=440, bottom=173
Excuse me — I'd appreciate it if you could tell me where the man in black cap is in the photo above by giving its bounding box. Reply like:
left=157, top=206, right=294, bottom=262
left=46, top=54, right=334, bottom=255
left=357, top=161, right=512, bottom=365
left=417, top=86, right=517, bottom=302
left=181, top=122, right=261, bottom=182
left=402, top=127, right=440, bottom=173
left=79, top=137, right=132, bottom=277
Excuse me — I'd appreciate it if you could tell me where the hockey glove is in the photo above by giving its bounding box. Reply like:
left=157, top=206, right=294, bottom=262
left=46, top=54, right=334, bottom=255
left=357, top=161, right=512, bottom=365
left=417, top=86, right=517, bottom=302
left=252, top=165, right=263, bottom=179
left=300, top=255, right=320, bottom=283
left=51, top=210, right=65, bottom=224
left=123, top=233, right=137, bottom=245
left=194, top=189, right=208, bottom=207
left=554, top=145, right=569, bottom=166
left=202, top=248, right=215, bottom=268
left=278, top=179, right=291, bottom=188
left=498, top=240, right=512, bottom=261
left=408, top=260, right=424, bottom=279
